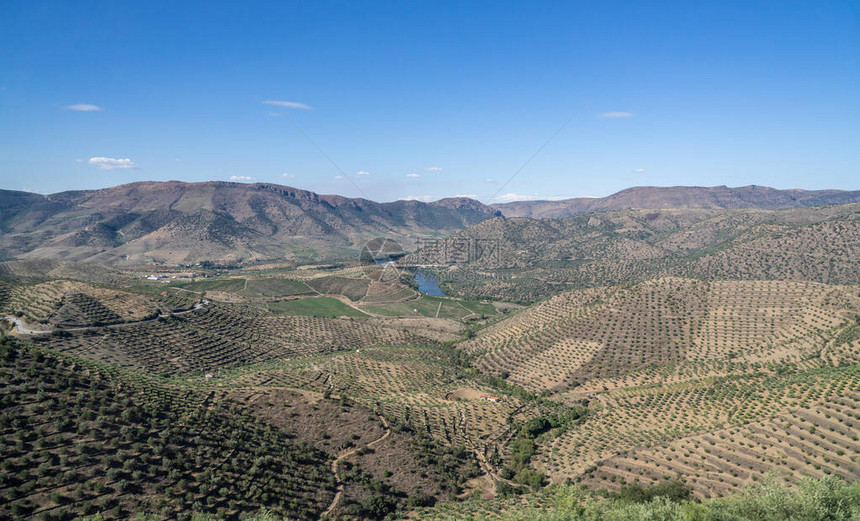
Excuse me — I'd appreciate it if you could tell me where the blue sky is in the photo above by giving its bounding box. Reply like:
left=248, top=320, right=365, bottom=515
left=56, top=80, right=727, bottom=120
left=1, top=1, right=857, bottom=202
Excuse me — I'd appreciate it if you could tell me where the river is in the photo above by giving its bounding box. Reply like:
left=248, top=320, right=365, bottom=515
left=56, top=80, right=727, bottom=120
left=412, top=271, right=447, bottom=297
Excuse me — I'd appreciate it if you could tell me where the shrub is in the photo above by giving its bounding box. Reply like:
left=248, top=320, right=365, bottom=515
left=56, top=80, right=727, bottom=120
left=616, top=480, right=691, bottom=504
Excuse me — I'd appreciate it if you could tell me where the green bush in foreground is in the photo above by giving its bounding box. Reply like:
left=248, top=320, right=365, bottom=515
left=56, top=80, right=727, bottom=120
left=425, top=475, right=860, bottom=521
left=522, top=477, right=857, bottom=521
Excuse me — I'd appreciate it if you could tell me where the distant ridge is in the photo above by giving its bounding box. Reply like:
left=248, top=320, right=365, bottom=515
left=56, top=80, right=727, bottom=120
left=493, top=185, right=860, bottom=218
left=0, top=181, right=500, bottom=265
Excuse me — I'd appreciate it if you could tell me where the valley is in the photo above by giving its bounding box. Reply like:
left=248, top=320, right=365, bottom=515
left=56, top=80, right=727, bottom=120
left=0, top=185, right=858, bottom=520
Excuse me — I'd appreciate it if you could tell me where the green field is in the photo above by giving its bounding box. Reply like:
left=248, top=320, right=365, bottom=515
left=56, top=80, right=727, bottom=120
left=365, top=294, right=496, bottom=320
left=266, top=296, right=368, bottom=317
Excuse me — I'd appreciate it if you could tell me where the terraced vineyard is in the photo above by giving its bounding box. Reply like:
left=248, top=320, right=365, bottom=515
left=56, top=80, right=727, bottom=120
left=449, top=276, right=860, bottom=499
left=462, top=278, right=860, bottom=392
left=674, top=219, right=860, bottom=285
left=540, top=366, right=860, bottom=494
left=0, top=281, right=11, bottom=312
left=575, top=387, right=860, bottom=498
left=0, top=280, right=172, bottom=330
left=363, top=294, right=496, bottom=321
left=174, top=276, right=315, bottom=299
left=27, top=303, right=441, bottom=376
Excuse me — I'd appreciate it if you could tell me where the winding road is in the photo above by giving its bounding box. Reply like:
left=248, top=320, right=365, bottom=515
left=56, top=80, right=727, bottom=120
left=1, top=316, right=52, bottom=335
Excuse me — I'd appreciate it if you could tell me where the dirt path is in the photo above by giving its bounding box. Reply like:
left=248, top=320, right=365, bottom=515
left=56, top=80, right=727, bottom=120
left=324, top=294, right=377, bottom=317
left=467, top=444, right=521, bottom=497
left=323, top=414, right=391, bottom=517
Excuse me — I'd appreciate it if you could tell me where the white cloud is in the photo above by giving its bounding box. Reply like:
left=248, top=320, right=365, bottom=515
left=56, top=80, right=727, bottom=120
left=281, top=172, right=295, bottom=178
left=356, top=170, right=371, bottom=176
left=633, top=168, right=645, bottom=173
left=406, top=173, right=421, bottom=178
left=493, top=192, right=541, bottom=203
left=485, top=178, right=496, bottom=183
left=88, top=157, right=136, bottom=170
left=229, top=175, right=254, bottom=181
left=597, top=111, right=634, bottom=118
left=66, top=104, right=103, bottom=112
left=491, top=193, right=577, bottom=203
left=262, top=100, right=313, bottom=110
left=334, top=175, right=344, bottom=180
left=453, top=194, right=477, bottom=199
left=399, top=195, right=435, bottom=202
left=424, top=167, right=442, bottom=172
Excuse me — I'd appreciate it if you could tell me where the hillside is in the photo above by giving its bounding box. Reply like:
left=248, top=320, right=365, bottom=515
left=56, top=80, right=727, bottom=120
left=0, top=338, right=336, bottom=520
left=0, top=181, right=500, bottom=266
left=0, top=265, right=510, bottom=519
left=405, top=203, right=860, bottom=302
left=494, top=185, right=860, bottom=218
left=459, top=277, right=860, bottom=497
left=462, top=278, right=860, bottom=392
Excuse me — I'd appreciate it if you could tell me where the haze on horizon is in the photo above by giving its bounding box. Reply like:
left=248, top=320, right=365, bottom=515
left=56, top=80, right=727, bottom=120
left=1, top=1, right=858, bottom=202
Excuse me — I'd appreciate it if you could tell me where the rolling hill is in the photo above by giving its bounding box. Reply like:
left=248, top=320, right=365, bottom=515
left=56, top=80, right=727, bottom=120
left=405, top=203, right=860, bottom=302
left=459, top=277, right=860, bottom=497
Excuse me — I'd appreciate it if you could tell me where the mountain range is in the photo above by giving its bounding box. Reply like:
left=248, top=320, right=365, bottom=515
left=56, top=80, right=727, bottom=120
left=1, top=181, right=857, bottom=265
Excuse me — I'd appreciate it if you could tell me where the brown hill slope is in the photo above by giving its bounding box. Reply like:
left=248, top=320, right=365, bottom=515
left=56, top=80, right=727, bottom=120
left=0, top=181, right=500, bottom=265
